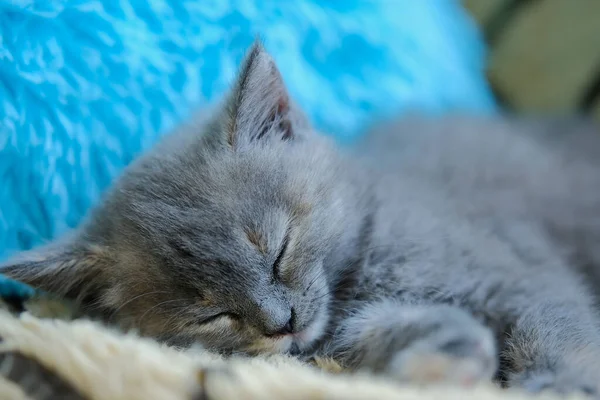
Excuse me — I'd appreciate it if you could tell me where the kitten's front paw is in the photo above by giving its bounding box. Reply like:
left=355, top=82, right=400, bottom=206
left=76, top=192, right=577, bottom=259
left=385, top=310, right=497, bottom=386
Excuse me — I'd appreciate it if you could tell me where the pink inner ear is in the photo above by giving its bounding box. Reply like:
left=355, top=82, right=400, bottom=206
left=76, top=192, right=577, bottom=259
left=271, top=66, right=292, bottom=140
left=276, top=96, right=293, bottom=141
left=277, top=94, right=289, bottom=115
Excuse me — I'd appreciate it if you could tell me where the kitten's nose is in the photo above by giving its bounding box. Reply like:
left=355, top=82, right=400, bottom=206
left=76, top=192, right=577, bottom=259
left=267, top=308, right=295, bottom=336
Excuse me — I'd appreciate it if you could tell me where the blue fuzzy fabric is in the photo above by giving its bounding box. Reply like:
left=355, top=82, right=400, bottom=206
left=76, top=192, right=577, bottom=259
left=0, top=274, right=35, bottom=299
left=0, top=0, right=496, bottom=262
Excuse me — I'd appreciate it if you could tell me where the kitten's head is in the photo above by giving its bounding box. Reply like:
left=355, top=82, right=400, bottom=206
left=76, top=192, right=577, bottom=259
left=2, top=42, right=352, bottom=354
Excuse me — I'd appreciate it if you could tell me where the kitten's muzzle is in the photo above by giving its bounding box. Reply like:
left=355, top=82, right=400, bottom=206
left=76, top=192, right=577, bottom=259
left=265, top=307, right=296, bottom=337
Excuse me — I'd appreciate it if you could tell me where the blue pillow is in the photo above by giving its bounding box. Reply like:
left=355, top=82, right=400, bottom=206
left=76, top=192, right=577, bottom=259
left=0, top=0, right=495, bottom=260
left=0, top=274, right=35, bottom=300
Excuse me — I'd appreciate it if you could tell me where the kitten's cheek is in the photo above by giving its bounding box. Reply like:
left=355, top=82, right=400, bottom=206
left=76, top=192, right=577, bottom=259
left=295, top=306, right=329, bottom=349
left=190, top=319, right=245, bottom=348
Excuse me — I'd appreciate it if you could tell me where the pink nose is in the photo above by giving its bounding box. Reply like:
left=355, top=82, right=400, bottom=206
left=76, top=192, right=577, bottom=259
left=266, top=309, right=295, bottom=336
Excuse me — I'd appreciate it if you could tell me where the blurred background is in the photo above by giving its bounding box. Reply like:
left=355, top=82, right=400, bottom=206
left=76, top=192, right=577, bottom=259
left=0, top=0, right=598, bottom=260
left=464, top=0, right=600, bottom=119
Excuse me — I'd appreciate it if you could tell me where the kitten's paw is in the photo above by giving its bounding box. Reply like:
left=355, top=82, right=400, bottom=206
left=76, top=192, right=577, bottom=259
left=385, top=310, right=497, bottom=386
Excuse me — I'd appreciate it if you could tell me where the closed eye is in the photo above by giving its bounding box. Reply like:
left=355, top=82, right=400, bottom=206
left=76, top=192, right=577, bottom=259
left=198, top=312, right=237, bottom=325
left=272, top=233, right=289, bottom=281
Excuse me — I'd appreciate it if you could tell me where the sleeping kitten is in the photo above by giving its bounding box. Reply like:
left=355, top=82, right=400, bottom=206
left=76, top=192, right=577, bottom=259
left=3, top=41, right=600, bottom=395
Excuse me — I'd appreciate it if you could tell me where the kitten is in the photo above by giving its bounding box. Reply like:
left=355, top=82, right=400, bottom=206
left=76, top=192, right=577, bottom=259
left=3, top=41, right=600, bottom=395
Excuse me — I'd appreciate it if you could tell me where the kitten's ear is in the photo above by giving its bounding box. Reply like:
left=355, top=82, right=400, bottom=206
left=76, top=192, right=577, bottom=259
left=0, top=240, right=112, bottom=307
left=218, top=40, right=305, bottom=150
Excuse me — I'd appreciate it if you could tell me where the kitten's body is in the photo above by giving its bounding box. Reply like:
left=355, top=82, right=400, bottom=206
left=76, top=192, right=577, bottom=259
left=4, top=43, right=600, bottom=395
left=328, top=117, right=600, bottom=389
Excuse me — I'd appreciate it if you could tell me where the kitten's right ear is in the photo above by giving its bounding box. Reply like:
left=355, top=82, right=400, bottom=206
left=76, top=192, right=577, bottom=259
left=0, top=241, right=112, bottom=307
left=207, top=40, right=309, bottom=151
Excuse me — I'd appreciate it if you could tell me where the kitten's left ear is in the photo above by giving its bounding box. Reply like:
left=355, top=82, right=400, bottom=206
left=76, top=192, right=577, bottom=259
left=0, top=240, right=112, bottom=309
left=219, top=40, right=307, bottom=150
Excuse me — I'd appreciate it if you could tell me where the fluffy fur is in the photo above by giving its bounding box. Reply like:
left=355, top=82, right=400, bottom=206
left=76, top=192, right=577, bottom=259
left=1, top=307, right=575, bottom=400
left=3, top=41, right=600, bottom=396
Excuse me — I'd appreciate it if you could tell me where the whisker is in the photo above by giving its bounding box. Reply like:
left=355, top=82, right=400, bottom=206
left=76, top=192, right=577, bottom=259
left=109, top=291, right=174, bottom=322
left=137, top=299, right=188, bottom=326
left=163, top=304, right=198, bottom=331
left=305, top=270, right=326, bottom=292
left=312, top=288, right=333, bottom=302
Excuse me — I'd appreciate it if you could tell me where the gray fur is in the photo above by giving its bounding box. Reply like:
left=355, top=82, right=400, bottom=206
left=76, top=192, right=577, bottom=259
left=3, top=42, right=600, bottom=395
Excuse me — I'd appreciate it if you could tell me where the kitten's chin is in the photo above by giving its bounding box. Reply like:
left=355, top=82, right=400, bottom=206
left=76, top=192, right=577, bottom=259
left=293, top=306, right=329, bottom=350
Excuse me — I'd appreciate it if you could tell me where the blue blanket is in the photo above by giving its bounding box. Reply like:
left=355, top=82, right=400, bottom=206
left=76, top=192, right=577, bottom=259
left=0, top=0, right=495, bottom=264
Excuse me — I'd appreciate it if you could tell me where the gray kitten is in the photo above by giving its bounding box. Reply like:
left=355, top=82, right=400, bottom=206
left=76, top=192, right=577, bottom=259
left=3, top=42, right=600, bottom=395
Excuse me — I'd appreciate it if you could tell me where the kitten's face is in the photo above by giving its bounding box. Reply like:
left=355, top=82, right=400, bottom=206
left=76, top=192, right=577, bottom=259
left=104, top=130, right=343, bottom=354
left=2, top=42, right=348, bottom=355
